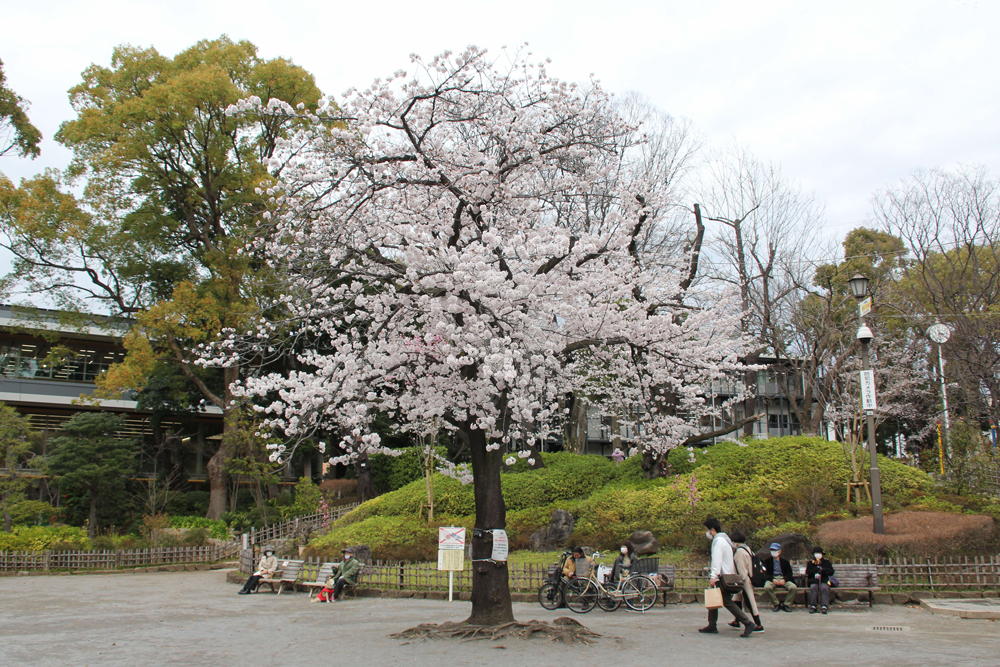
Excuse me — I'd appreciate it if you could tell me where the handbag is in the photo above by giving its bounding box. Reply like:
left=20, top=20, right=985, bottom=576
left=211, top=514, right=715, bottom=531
left=828, top=576, right=839, bottom=588
left=719, top=573, right=745, bottom=592
left=704, top=586, right=724, bottom=609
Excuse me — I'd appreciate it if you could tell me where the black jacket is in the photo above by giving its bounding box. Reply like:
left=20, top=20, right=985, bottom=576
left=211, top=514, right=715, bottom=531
left=805, top=558, right=835, bottom=584
left=761, top=556, right=794, bottom=583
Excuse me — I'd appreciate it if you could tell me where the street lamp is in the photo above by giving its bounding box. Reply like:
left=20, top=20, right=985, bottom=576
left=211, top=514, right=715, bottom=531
left=849, top=274, right=885, bottom=535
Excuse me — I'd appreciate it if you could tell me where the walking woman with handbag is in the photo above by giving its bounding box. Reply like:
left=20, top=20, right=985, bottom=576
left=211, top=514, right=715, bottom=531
left=727, top=531, right=764, bottom=633
left=699, top=518, right=757, bottom=638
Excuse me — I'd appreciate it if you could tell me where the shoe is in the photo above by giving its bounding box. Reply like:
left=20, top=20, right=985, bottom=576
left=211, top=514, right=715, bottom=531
left=821, top=606, right=828, bottom=614
left=753, top=625, right=764, bottom=633
left=771, top=604, right=781, bottom=612
left=740, top=622, right=757, bottom=638
left=727, top=620, right=741, bottom=628
left=809, top=606, right=818, bottom=614
left=782, top=604, right=793, bottom=612
left=238, top=590, right=249, bottom=595
left=698, top=626, right=719, bottom=634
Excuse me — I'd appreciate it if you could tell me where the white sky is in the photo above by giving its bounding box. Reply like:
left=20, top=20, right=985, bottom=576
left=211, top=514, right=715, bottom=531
left=2, top=0, right=998, bottom=243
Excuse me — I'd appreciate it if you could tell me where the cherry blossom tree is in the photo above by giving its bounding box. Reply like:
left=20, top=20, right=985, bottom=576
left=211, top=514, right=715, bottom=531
left=221, top=48, right=751, bottom=626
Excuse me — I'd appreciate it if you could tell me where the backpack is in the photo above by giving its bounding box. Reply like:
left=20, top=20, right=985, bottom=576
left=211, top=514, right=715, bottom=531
left=742, top=545, right=767, bottom=587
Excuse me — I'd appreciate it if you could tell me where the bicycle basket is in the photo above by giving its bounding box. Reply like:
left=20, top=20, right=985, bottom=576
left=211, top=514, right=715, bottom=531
left=546, top=565, right=561, bottom=584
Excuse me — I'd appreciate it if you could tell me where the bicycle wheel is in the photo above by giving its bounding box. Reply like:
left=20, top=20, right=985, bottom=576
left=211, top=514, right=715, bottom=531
left=622, top=575, right=657, bottom=612
left=596, top=588, right=622, bottom=612
left=537, top=582, right=563, bottom=610
left=565, top=579, right=597, bottom=613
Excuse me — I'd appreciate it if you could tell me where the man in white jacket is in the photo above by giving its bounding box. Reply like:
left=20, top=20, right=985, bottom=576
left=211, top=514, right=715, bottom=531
left=699, top=518, right=757, bottom=637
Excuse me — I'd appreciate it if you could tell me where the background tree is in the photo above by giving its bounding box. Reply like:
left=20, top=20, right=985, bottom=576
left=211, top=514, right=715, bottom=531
left=872, top=166, right=1000, bottom=429
left=46, top=412, right=138, bottom=538
left=0, top=57, right=41, bottom=160
left=0, top=403, right=36, bottom=532
left=0, top=36, right=324, bottom=518
left=699, top=145, right=826, bottom=435
left=223, top=47, right=750, bottom=627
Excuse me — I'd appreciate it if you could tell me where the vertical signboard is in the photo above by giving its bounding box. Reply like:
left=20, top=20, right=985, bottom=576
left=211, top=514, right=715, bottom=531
left=859, top=369, right=877, bottom=411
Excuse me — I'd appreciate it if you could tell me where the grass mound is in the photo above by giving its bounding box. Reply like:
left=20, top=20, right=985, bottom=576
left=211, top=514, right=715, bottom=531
left=309, top=437, right=985, bottom=562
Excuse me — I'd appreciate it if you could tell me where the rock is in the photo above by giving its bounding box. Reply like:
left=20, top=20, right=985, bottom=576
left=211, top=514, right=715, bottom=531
left=754, top=533, right=811, bottom=560
left=679, top=593, right=698, bottom=604
left=873, top=592, right=893, bottom=605
left=529, top=510, right=575, bottom=552
left=662, top=592, right=681, bottom=604
left=983, top=591, right=999, bottom=598
left=628, top=530, right=660, bottom=555
left=892, top=593, right=911, bottom=605
left=908, top=591, right=935, bottom=601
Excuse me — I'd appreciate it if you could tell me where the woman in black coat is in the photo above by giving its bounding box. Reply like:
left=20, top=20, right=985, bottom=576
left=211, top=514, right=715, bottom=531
left=610, top=540, right=636, bottom=586
left=805, top=546, right=835, bottom=614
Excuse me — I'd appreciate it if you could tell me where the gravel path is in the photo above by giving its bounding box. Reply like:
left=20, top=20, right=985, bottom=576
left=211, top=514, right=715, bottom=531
left=2, top=570, right=998, bottom=666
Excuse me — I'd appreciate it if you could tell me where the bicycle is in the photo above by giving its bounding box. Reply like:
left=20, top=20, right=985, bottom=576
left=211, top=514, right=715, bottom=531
left=537, top=550, right=573, bottom=610
left=564, top=551, right=658, bottom=613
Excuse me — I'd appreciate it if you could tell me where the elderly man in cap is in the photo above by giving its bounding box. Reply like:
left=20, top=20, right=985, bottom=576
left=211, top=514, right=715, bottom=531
left=761, top=542, right=797, bottom=611
left=314, top=547, right=362, bottom=603
left=239, top=545, right=278, bottom=595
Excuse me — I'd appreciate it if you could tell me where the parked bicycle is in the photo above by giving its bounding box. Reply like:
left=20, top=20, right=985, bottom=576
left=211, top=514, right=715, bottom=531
left=564, top=551, right=658, bottom=613
left=537, top=550, right=573, bottom=610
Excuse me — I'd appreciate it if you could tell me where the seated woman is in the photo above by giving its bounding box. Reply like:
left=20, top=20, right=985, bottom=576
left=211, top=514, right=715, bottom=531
left=239, top=546, right=278, bottom=595
left=562, top=546, right=594, bottom=579
left=806, top=546, right=836, bottom=614
left=314, top=547, right=361, bottom=602
left=610, top=540, right=636, bottom=586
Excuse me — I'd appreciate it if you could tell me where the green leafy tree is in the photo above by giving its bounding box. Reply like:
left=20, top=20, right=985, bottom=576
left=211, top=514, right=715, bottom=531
left=0, top=403, right=36, bottom=532
left=0, top=36, right=325, bottom=518
left=46, top=412, right=138, bottom=537
left=0, top=58, right=41, bottom=159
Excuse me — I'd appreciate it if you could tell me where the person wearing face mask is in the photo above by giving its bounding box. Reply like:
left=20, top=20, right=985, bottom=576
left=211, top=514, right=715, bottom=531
left=699, top=517, right=757, bottom=638
left=314, top=547, right=362, bottom=602
left=727, top=531, right=763, bottom=633
left=239, top=545, right=278, bottom=594
left=610, top=540, right=636, bottom=586
left=761, top=542, right=797, bottom=612
left=805, top=546, right=835, bottom=614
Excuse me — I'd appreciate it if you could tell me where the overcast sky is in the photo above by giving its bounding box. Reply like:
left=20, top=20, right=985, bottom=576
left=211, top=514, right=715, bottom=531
left=2, top=0, right=998, bottom=246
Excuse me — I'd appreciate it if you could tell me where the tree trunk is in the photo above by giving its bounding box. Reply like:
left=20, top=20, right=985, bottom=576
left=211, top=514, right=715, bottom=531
left=206, top=366, right=239, bottom=520
left=355, top=451, right=376, bottom=502
left=88, top=487, right=98, bottom=538
left=466, top=425, right=514, bottom=625
left=562, top=393, right=588, bottom=454
left=641, top=449, right=667, bottom=479
left=2, top=493, right=11, bottom=533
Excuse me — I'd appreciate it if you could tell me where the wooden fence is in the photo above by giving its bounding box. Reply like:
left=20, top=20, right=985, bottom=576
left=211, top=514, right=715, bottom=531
left=0, top=544, right=239, bottom=572
left=248, top=503, right=358, bottom=547
left=237, top=553, right=1000, bottom=593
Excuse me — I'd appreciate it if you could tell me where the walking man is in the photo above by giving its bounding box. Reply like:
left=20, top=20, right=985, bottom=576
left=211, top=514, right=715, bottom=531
left=699, top=518, right=757, bottom=638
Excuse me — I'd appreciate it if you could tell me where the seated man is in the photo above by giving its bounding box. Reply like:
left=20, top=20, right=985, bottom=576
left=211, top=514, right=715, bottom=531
left=314, top=547, right=361, bottom=603
left=762, top=542, right=797, bottom=611
left=238, top=545, right=278, bottom=595
left=562, top=546, right=594, bottom=579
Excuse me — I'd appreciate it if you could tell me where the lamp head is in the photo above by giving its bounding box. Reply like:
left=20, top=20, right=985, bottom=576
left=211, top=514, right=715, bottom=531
left=848, top=274, right=870, bottom=299
left=856, top=325, right=873, bottom=343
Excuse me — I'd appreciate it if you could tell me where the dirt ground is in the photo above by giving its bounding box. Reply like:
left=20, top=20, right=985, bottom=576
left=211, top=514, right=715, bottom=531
left=2, top=570, right=998, bottom=666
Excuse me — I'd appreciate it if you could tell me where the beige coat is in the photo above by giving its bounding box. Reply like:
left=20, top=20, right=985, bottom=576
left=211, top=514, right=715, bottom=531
left=257, top=554, right=278, bottom=575
left=733, top=545, right=759, bottom=616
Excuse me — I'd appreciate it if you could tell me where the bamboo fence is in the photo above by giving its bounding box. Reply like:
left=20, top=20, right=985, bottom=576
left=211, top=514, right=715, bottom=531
left=0, top=543, right=239, bottom=572
left=248, top=503, right=358, bottom=546
left=238, top=553, right=1000, bottom=593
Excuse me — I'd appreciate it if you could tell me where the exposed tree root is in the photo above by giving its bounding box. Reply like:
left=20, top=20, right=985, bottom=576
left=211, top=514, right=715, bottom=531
left=390, top=617, right=604, bottom=644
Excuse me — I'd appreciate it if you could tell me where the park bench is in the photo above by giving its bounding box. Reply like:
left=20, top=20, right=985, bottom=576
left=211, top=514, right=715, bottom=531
left=256, top=559, right=304, bottom=594
left=827, top=563, right=879, bottom=607
left=338, top=564, right=373, bottom=599
left=302, top=562, right=336, bottom=599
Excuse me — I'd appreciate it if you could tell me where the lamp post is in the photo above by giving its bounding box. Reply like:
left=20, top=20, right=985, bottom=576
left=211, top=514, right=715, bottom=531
left=848, top=274, right=885, bottom=535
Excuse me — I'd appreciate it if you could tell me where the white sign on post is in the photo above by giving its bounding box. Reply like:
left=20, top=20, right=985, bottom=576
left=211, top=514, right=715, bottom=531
left=858, top=296, right=872, bottom=318
left=491, top=529, right=509, bottom=562
left=437, top=526, right=466, bottom=602
left=859, top=369, right=877, bottom=410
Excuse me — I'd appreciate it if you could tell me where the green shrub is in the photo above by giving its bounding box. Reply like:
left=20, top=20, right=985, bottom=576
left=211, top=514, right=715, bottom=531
left=281, top=477, right=322, bottom=518
left=0, top=526, right=91, bottom=551
left=306, top=515, right=441, bottom=561
left=6, top=500, right=59, bottom=526
left=371, top=446, right=447, bottom=494
left=168, top=516, right=229, bottom=540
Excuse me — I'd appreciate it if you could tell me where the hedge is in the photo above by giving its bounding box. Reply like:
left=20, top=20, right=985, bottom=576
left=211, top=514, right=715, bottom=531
left=0, top=526, right=91, bottom=551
